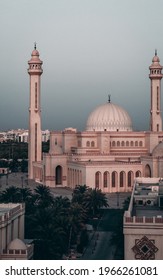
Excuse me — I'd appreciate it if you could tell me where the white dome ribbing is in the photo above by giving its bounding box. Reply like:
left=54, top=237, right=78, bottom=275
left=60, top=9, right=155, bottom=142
left=86, top=102, right=133, bottom=132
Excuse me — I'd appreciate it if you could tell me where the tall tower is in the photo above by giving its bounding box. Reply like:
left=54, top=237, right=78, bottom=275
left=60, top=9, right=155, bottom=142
left=28, top=44, right=43, bottom=179
left=149, top=51, right=163, bottom=132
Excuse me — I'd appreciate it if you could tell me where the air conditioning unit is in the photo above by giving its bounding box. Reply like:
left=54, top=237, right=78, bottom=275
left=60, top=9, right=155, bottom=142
left=146, top=199, right=154, bottom=206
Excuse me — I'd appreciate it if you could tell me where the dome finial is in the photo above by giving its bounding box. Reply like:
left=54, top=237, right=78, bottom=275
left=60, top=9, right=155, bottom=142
left=155, top=49, right=157, bottom=56
left=34, top=42, right=37, bottom=50
left=108, top=94, right=111, bottom=103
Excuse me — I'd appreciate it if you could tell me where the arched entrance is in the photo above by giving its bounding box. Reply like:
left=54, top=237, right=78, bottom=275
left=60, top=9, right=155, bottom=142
left=145, top=164, right=151, bottom=177
left=55, top=165, right=62, bottom=185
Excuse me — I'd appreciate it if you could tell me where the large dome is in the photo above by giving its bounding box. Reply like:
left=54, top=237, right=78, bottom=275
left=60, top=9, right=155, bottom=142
left=86, top=102, right=133, bottom=132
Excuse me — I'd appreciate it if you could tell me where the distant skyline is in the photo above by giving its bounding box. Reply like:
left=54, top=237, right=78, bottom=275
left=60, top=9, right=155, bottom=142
left=1, top=0, right=163, bottom=131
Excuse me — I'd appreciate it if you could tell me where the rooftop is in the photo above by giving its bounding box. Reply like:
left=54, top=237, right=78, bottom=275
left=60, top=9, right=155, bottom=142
left=133, top=180, right=163, bottom=217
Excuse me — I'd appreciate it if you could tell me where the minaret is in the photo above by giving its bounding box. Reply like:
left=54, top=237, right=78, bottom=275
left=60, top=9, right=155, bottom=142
left=28, top=44, right=43, bottom=179
left=149, top=50, right=163, bottom=132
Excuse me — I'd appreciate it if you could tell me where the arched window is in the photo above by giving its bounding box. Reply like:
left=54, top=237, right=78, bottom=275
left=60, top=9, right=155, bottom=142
left=145, top=164, right=151, bottom=177
left=112, top=141, right=116, bottom=147
left=112, top=171, right=117, bottom=188
left=91, top=141, right=95, bottom=147
left=120, top=171, right=125, bottom=188
left=103, top=171, right=109, bottom=188
left=56, top=165, right=62, bottom=185
left=86, top=141, right=90, bottom=147
left=126, top=141, right=129, bottom=147
left=117, top=141, right=120, bottom=147
left=121, top=141, right=125, bottom=147
left=135, top=141, right=138, bottom=147
left=139, top=141, right=143, bottom=147
left=131, top=141, right=134, bottom=147
left=95, top=171, right=101, bottom=189
left=128, top=171, right=134, bottom=187
left=136, top=170, right=141, bottom=177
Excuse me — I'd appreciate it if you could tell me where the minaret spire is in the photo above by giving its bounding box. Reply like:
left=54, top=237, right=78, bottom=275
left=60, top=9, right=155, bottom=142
left=155, top=49, right=157, bottom=56
left=34, top=42, right=37, bottom=50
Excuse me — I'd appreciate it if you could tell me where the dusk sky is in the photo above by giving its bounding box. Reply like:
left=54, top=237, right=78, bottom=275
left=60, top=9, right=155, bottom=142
left=1, top=0, right=163, bottom=131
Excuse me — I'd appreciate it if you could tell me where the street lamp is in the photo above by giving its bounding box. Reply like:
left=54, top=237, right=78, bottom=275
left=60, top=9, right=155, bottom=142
left=116, top=191, right=119, bottom=207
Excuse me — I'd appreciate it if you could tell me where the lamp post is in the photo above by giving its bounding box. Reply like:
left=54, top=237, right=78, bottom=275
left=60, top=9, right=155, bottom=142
left=116, top=191, right=119, bottom=208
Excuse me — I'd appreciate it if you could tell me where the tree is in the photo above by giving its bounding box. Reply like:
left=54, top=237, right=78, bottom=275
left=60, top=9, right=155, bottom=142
left=83, top=188, right=109, bottom=216
left=33, top=185, right=54, bottom=208
left=72, top=185, right=88, bottom=204
left=30, top=207, right=68, bottom=259
left=0, top=186, right=20, bottom=203
left=122, top=196, right=131, bottom=211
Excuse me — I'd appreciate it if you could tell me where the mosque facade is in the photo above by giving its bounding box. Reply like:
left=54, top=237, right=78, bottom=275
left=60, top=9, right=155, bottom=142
left=28, top=47, right=163, bottom=192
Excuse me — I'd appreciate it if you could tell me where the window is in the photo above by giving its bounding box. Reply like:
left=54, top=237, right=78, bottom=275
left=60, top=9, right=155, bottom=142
left=86, top=141, right=90, bottom=147
left=35, top=82, right=37, bottom=108
left=35, top=123, right=37, bottom=161
left=91, top=141, right=95, bottom=147
left=112, top=171, right=117, bottom=188
left=139, top=141, right=143, bottom=147
left=112, top=141, right=116, bottom=147
left=157, top=86, right=159, bottom=111
left=95, top=172, right=100, bottom=189
left=104, top=171, right=109, bottom=188
left=120, top=171, right=125, bottom=188
left=128, top=171, right=133, bottom=187
left=117, top=141, right=120, bottom=147
left=56, top=165, right=62, bottom=185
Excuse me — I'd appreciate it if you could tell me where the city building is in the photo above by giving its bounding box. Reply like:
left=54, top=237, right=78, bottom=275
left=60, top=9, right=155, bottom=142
left=0, top=129, right=50, bottom=143
left=123, top=177, right=163, bottom=260
left=0, top=203, right=33, bottom=260
left=28, top=47, right=163, bottom=192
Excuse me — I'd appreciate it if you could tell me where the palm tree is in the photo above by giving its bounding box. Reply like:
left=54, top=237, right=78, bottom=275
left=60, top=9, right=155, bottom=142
left=0, top=186, right=20, bottom=203
left=53, top=196, right=70, bottom=213
left=18, top=187, right=32, bottom=202
left=72, top=185, right=88, bottom=204
left=66, top=202, right=87, bottom=254
left=33, top=185, right=54, bottom=208
left=83, top=188, right=109, bottom=216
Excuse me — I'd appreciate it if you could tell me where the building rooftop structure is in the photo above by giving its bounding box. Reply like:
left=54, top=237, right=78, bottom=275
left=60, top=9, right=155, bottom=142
left=126, top=177, right=163, bottom=219
left=123, top=177, right=163, bottom=260
left=0, top=203, right=33, bottom=260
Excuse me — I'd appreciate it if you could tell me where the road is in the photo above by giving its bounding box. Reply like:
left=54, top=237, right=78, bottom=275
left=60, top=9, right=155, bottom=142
left=81, top=231, right=115, bottom=260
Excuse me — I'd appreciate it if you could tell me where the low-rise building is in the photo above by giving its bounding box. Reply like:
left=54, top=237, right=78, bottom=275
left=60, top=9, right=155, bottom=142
left=123, top=177, right=163, bottom=260
left=0, top=203, right=33, bottom=260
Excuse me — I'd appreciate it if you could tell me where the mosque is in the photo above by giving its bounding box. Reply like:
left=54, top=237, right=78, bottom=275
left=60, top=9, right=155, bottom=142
left=28, top=46, right=163, bottom=192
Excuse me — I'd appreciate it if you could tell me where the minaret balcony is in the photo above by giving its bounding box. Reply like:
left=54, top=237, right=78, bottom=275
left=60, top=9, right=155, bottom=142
left=149, top=74, right=163, bottom=79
